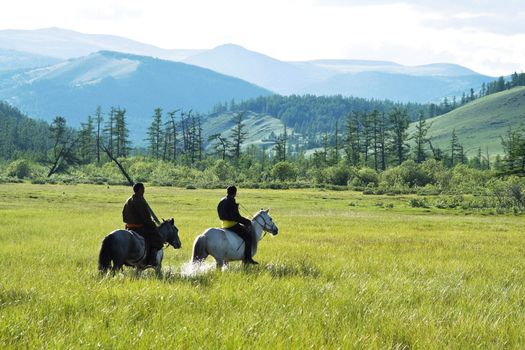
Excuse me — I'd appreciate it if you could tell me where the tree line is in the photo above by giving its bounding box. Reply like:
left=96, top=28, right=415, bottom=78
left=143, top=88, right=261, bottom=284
left=1, top=72, right=524, bottom=183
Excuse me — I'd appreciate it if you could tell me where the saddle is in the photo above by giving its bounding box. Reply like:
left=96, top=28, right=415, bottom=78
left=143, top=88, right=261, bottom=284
left=126, top=229, right=149, bottom=265
left=219, top=227, right=255, bottom=253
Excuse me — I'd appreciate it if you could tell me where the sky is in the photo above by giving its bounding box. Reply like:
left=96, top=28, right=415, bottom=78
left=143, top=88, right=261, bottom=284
left=1, top=0, right=524, bottom=76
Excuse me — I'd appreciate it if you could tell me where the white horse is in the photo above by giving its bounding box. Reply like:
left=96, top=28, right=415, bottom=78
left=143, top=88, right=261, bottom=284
left=192, top=209, right=278, bottom=268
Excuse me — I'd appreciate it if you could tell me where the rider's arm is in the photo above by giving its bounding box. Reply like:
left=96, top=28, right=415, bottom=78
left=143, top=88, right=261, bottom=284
left=136, top=197, right=157, bottom=229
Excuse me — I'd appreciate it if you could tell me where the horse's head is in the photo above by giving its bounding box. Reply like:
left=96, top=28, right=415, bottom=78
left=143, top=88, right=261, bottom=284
left=159, top=218, right=182, bottom=249
left=254, top=209, right=279, bottom=236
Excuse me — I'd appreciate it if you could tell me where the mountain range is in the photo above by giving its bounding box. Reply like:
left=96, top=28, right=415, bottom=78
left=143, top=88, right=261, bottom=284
left=0, top=27, right=201, bottom=61
left=0, top=28, right=495, bottom=103
left=184, top=44, right=493, bottom=101
left=0, top=27, right=512, bottom=151
left=0, top=51, right=271, bottom=140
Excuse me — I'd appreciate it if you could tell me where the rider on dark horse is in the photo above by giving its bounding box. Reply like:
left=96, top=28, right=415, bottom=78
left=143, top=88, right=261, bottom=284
left=217, top=185, right=258, bottom=265
left=122, top=183, right=163, bottom=266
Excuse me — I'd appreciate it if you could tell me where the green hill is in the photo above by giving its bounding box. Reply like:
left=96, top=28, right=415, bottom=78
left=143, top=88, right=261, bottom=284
left=202, top=111, right=286, bottom=150
left=418, top=87, right=525, bottom=156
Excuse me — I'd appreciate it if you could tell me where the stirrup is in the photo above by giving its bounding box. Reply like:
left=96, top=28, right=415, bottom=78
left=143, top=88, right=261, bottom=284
left=244, top=258, right=259, bottom=265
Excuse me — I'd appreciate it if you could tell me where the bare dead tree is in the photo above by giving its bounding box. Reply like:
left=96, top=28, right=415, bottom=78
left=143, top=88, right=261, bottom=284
left=100, top=143, right=160, bottom=224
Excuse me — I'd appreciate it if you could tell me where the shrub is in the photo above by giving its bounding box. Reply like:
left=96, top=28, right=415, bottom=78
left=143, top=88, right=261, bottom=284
left=409, top=198, right=430, bottom=208
left=448, top=165, right=492, bottom=194
left=433, top=195, right=465, bottom=209
left=271, top=161, right=297, bottom=182
left=381, top=160, right=432, bottom=188
left=323, top=165, right=350, bottom=186
left=416, top=184, right=441, bottom=196
left=352, top=167, right=378, bottom=187
left=129, top=161, right=156, bottom=182
left=212, top=160, right=236, bottom=182
left=487, top=176, right=525, bottom=212
left=6, top=159, right=32, bottom=179
left=419, top=159, right=449, bottom=189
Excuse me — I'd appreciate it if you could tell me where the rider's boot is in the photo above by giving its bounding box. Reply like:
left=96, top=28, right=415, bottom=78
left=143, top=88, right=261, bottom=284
left=243, top=226, right=258, bottom=265
left=146, top=247, right=159, bottom=266
left=243, top=245, right=258, bottom=265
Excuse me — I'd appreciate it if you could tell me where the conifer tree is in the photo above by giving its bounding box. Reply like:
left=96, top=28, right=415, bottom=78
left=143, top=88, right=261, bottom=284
left=47, top=116, right=78, bottom=177
left=344, top=111, right=360, bottom=166
left=115, top=108, right=130, bottom=158
left=78, top=115, right=96, bottom=164
left=229, top=112, right=248, bottom=162
left=166, top=109, right=180, bottom=162
left=147, top=108, right=163, bottom=159
left=413, top=111, right=431, bottom=163
left=104, top=107, right=116, bottom=155
left=389, top=108, right=410, bottom=166
left=95, top=106, right=103, bottom=164
left=274, top=126, right=288, bottom=162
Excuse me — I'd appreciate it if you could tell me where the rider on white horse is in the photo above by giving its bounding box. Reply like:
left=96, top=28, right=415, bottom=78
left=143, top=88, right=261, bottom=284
left=217, top=186, right=258, bottom=265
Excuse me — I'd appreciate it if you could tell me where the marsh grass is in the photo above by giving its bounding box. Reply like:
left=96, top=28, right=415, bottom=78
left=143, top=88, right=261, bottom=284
left=1, top=183, right=524, bottom=348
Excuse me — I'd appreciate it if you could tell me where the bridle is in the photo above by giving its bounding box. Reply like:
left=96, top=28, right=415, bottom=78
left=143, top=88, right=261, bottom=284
left=253, top=212, right=276, bottom=237
left=160, top=220, right=179, bottom=249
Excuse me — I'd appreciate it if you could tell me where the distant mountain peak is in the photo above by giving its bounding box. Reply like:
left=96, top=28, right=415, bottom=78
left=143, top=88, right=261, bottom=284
left=204, top=43, right=279, bottom=61
left=214, top=43, right=247, bottom=50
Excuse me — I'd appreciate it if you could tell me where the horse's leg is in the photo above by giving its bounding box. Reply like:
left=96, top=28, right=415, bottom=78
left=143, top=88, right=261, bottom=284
left=112, top=262, right=123, bottom=275
left=154, top=250, right=163, bottom=277
left=215, top=257, right=224, bottom=270
left=112, top=254, right=125, bottom=274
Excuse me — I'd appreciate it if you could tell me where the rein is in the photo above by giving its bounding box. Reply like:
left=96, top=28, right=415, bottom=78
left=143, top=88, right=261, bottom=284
left=253, top=213, right=273, bottom=237
left=159, top=222, right=177, bottom=249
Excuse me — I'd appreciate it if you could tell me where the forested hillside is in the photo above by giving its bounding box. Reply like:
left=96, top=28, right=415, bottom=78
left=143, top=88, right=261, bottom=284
left=219, top=94, right=434, bottom=136
left=0, top=101, right=51, bottom=159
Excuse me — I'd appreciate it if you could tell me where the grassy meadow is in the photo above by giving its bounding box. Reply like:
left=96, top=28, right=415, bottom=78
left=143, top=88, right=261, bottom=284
left=1, top=183, right=525, bottom=349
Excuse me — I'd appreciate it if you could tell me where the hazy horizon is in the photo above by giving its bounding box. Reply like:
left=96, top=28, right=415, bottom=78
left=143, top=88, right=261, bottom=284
left=1, top=0, right=524, bottom=76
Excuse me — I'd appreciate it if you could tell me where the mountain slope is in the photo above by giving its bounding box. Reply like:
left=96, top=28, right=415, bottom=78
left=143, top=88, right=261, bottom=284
left=301, top=71, right=492, bottom=103
left=0, top=28, right=494, bottom=102
left=304, top=60, right=479, bottom=76
left=0, top=27, right=201, bottom=60
left=184, top=44, right=330, bottom=95
left=0, top=48, right=61, bottom=71
left=183, top=44, right=493, bottom=102
left=0, top=51, right=272, bottom=140
left=417, top=87, right=525, bottom=156
left=202, top=111, right=286, bottom=150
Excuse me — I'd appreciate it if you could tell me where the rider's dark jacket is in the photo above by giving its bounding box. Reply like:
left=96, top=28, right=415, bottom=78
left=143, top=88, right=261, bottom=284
left=217, top=195, right=251, bottom=228
left=122, top=194, right=163, bottom=248
left=123, top=194, right=156, bottom=230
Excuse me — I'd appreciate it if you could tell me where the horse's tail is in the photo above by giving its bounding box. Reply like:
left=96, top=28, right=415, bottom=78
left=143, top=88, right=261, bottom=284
left=98, top=234, right=115, bottom=272
left=192, top=235, right=208, bottom=263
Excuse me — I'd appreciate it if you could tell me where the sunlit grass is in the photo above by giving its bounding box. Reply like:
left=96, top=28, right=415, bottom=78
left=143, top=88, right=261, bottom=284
left=1, top=183, right=524, bottom=348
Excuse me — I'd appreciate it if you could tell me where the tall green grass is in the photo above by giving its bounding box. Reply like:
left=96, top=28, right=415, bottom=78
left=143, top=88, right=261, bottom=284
left=1, top=184, right=524, bottom=348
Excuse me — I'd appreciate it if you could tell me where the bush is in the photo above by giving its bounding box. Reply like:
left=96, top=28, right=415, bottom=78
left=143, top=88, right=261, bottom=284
left=271, top=161, right=297, bottom=182
left=448, top=165, right=492, bottom=194
left=409, top=198, right=430, bottom=208
left=416, top=184, right=441, bottom=196
left=129, top=161, right=156, bottom=183
left=352, top=167, right=378, bottom=187
left=487, top=176, right=525, bottom=212
left=323, top=165, right=350, bottom=186
left=433, top=195, right=465, bottom=209
left=380, top=160, right=432, bottom=188
left=419, top=159, right=449, bottom=189
left=212, top=160, right=236, bottom=182
left=6, top=159, right=32, bottom=179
